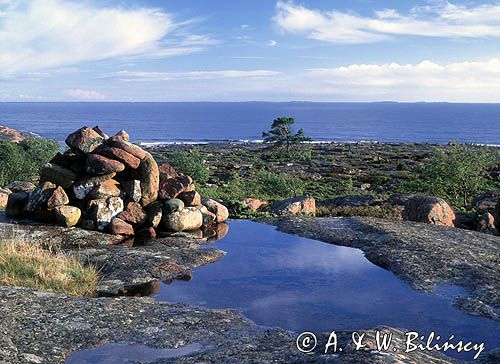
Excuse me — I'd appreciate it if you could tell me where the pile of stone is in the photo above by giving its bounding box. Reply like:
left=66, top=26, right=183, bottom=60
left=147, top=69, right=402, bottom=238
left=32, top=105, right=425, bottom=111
left=5, top=127, right=228, bottom=242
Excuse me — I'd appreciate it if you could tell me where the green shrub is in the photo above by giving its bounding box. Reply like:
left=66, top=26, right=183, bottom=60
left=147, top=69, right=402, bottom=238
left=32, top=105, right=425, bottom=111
left=0, top=138, right=59, bottom=186
left=167, top=149, right=210, bottom=184
left=401, top=144, right=499, bottom=208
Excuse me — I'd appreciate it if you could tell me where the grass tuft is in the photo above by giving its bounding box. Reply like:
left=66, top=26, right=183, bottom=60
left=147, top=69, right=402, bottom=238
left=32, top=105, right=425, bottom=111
left=0, top=240, right=98, bottom=296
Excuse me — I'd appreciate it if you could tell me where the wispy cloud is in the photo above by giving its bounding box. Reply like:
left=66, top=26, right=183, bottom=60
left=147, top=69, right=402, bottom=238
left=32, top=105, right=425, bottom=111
left=110, top=70, right=281, bottom=82
left=274, top=1, right=500, bottom=43
left=65, top=89, right=106, bottom=100
left=0, top=0, right=215, bottom=75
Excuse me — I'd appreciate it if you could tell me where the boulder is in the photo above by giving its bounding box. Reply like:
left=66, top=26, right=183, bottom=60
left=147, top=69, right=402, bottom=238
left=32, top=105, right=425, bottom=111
left=403, top=195, right=455, bottom=227
left=96, top=146, right=140, bottom=169
left=158, top=162, right=179, bottom=179
left=24, top=182, right=56, bottom=213
left=88, top=179, right=121, bottom=199
left=86, top=154, right=125, bottom=175
left=5, top=192, right=29, bottom=217
left=162, top=207, right=203, bottom=232
left=271, top=196, right=316, bottom=216
left=92, top=126, right=109, bottom=139
left=46, top=186, right=69, bottom=209
left=122, top=180, right=141, bottom=202
left=164, top=198, right=184, bottom=213
left=54, top=206, right=81, bottom=227
left=474, top=190, right=500, bottom=214
left=159, top=175, right=193, bottom=199
left=39, top=163, right=78, bottom=189
left=65, top=127, right=104, bottom=153
left=197, top=205, right=217, bottom=224
left=241, top=197, right=268, bottom=212
left=108, top=140, right=146, bottom=160
left=477, top=212, right=498, bottom=236
left=5, top=181, right=36, bottom=193
left=124, top=201, right=147, bottom=225
left=179, top=191, right=201, bottom=207
left=135, top=227, right=156, bottom=242
left=73, top=173, right=116, bottom=200
left=139, top=152, right=159, bottom=206
left=146, top=201, right=163, bottom=228
left=109, top=130, right=129, bottom=142
left=202, top=198, right=229, bottom=222
left=0, top=187, right=11, bottom=209
left=61, top=149, right=86, bottom=174
left=109, top=218, right=134, bottom=236
left=87, top=196, right=124, bottom=230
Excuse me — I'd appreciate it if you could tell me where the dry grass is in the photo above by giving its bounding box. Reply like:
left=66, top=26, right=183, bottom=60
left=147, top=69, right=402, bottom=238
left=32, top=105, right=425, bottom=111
left=0, top=239, right=98, bottom=296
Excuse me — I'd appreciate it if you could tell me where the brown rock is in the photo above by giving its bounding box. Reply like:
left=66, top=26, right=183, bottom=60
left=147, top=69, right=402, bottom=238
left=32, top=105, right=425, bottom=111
left=135, top=227, right=156, bottom=243
left=271, top=196, right=316, bottom=216
left=65, top=127, right=104, bottom=153
left=5, top=181, right=36, bottom=193
left=73, top=173, right=116, bottom=200
left=179, top=191, right=201, bottom=206
left=39, top=163, right=78, bottom=189
left=54, top=205, right=81, bottom=227
left=88, top=179, right=121, bottom=199
left=47, top=186, right=69, bottom=209
left=96, top=146, right=140, bottom=169
left=139, top=152, right=159, bottom=206
left=477, top=212, right=498, bottom=236
left=109, top=218, right=135, bottom=235
left=158, top=162, right=179, bottom=179
left=6, top=192, right=28, bottom=217
left=92, top=126, right=109, bottom=139
left=109, top=130, right=129, bottom=142
left=159, top=175, right=193, bottom=199
left=108, top=140, right=146, bottom=160
left=124, top=201, right=147, bottom=225
left=86, top=154, right=125, bottom=175
left=403, top=195, right=455, bottom=227
left=242, top=197, right=268, bottom=212
left=202, top=198, right=229, bottom=222
left=0, top=188, right=10, bottom=209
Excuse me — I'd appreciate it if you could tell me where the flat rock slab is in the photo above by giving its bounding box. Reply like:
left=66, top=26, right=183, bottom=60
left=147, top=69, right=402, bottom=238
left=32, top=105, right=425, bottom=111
left=0, top=286, right=468, bottom=364
left=0, top=220, right=224, bottom=296
left=265, top=217, right=500, bottom=321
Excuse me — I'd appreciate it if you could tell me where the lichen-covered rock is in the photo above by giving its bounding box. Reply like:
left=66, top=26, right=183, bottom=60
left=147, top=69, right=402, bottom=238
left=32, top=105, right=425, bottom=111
left=47, top=186, right=69, bottom=209
left=5, top=181, right=36, bottom=193
left=179, top=190, right=201, bottom=207
left=65, top=127, right=104, bottom=153
left=109, top=129, right=129, bottom=142
left=96, top=146, right=140, bottom=169
left=6, top=192, right=29, bottom=217
left=0, top=187, right=11, bottom=209
left=146, top=201, right=163, bottom=228
left=271, top=196, right=316, bottom=216
left=201, top=198, right=229, bottom=223
left=162, top=207, right=203, bottom=232
left=123, top=201, right=147, bottom=225
left=403, top=195, right=455, bottom=227
left=86, top=154, right=125, bottom=175
left=122, top=180, right=141, bottom=202
left=197, top=205, right=217, bottom=224
left=54, top=205, right=81, bottom=227
left=88, top=179, right=121, bottom=199
left=92, top=125, right=109, bottom=139
left=158, top=175, right=193, bottom=199
left=88, top=197, right=124, bottom=230
left=24, top=182, right=56, bottom=213
left=109, top=217, right=134, bottom=235
left=73, top=173, right=116, bottom=200
left=139, top=152, right=159, bottom=206
left=39, top=163, right=78, bottom=189
left=158, top=162, right=179, bottom=179
left=164, top=198, right=184, bottom=213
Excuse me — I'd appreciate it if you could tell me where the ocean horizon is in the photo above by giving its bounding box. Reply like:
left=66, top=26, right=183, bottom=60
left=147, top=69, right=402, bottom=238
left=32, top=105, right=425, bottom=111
left=1, top=101, right=499, bottom=145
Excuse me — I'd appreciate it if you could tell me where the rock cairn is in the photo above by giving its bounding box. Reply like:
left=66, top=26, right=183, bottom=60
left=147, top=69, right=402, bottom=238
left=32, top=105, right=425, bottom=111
left=6, top=127, right=228, bottom=242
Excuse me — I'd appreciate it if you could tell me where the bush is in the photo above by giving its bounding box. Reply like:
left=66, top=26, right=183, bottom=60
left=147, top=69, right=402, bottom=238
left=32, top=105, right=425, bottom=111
left=167, top=149, right=210, bottom=184
left=402, top=144, right=499, bottom=208
left=0, top=138, right=59, bottom=186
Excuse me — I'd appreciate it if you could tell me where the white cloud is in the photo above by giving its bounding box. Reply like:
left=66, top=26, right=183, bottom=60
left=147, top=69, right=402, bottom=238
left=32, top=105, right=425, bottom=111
left=65, top=89, right=106, bottom=100
left=0, top=0, right=213, bottom=75
left=268, top=40, right=278, bottom=46
left=274, top=1, right=500, bottom=43
left=111, top=69, right=281, bottom=82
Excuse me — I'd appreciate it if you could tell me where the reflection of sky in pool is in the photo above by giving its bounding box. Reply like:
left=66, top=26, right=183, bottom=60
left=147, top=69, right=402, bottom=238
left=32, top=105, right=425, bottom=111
left=157, top=220, right=500, bottom=361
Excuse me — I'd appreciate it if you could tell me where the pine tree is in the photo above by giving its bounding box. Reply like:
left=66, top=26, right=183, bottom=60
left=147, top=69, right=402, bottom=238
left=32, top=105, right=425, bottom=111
left=262, top=117, right=312, bottom=157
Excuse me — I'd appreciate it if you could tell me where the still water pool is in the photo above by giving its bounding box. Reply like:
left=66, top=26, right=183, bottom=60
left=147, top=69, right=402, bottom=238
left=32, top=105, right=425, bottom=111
left=156, top=220, right=499, bottom=361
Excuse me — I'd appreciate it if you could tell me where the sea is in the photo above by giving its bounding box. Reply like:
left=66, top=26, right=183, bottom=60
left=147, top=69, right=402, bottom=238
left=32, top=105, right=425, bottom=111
left=0, top=102, right=499, bottom=145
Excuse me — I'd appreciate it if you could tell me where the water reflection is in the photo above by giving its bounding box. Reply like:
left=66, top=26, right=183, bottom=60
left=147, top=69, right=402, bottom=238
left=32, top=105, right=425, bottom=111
left=157, top=220, right=500, bottom=360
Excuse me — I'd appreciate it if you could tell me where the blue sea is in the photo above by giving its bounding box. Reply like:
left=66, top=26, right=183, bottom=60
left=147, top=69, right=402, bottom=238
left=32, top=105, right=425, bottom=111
left=1, top=102, right=499, bottom=144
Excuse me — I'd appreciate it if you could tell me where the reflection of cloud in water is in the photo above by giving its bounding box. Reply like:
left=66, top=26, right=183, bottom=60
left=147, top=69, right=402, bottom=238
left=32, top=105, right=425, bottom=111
left=264, top=239, right=374, bottom=274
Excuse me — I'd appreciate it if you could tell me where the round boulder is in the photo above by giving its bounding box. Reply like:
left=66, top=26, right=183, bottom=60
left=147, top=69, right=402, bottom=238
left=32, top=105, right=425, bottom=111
left=162, top=207, right=203, bottom=232
left=54, top=206, right=81, bottom=227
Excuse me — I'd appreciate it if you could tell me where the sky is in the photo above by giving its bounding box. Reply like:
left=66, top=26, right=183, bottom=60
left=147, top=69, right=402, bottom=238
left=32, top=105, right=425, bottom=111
left=1, top=0, right=500, bottom=102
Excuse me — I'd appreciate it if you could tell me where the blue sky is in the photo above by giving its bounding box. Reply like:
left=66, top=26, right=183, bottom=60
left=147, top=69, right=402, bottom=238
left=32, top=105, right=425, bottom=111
left=1, top=0, right=500, bottom=102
